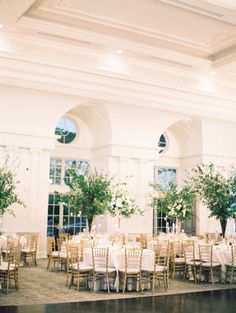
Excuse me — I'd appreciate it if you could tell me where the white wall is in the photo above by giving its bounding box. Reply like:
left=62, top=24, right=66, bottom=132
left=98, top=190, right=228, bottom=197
left=0, top=85, right=87, bottom=257
left=1, top=85, right=236, bottom=257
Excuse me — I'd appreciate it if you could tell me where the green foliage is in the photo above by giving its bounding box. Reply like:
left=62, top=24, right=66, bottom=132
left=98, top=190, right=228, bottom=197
left=0, top=161, right=25, bottom=217
left=150, top=181, right=195, bottom=221
left=189, top=163, right=236, bottom=222
left=62, top=167, right=113, bottom=231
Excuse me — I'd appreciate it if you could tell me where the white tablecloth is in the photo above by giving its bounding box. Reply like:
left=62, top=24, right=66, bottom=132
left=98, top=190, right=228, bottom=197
left=0, top=235, right=27, bottom=249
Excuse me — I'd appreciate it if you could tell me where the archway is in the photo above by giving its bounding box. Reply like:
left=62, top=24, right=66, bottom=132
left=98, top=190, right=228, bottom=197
left=47, top=102, right=113, bottom=237
left=153, top=118, right=203, bottom=235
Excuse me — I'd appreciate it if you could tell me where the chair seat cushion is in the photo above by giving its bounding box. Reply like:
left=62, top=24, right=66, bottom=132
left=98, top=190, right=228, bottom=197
left=0, top=262, right=15, bottom=271
left=22, top=248, right=36, bottom=253
left=201, top=262, right=221, bottom=267
left=119, top=267, right=140, bottom=274
left=174, top=257, right=185, bottom=264
left=78, top=262, right=93, bottom=271
left=94, top=266, right=116, bottom=273
left=51, top=251, right=60, bottom=257
left=225, top=263, right=236, bottom=268
left=155, top=265, right=167, bottom=272
left=186, top=260, right=200, bottom=266
left=59, top=252, right=67, bottom=258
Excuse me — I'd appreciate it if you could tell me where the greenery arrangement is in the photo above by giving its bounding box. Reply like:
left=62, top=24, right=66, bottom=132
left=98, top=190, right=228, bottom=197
left=62, top=167, right=113, bottom=232
left=150, top=181, right=195, bottom=222
left=189, top=163, right=236, bottom=237
left=0, top=161, right=25, bottom=218
left=108, top=183, right=143, bottom=221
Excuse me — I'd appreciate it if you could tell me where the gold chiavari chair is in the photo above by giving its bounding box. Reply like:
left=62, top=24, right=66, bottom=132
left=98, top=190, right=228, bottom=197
left=1, top=235, right=15, bottom=261
left=80, top=239, right=94, bottom=261
left=170, top=240, right=185, bottom=279
left=139, top=234, right=147, bottom=249
left=183, top=241, right=200, bottom=282
left=199, top=244, right=222, bottom=285
left=225, top=244, right=236, bottom=285
left=21, top=233, right=39, bottom=266
left=0, top=243, right=21, bottom=293
left=91, top=247, right=116, bottom=294
left=58, top=233, right=72, bottom=243
left=67, top=244, right=93, bottom=290
left=47, top=236, right=62, bottom=271
left=141, top=243, right=170, bottom=293
left=119, top=248, right=143, bottom=294
left=153, top=243, right=170, bottom=292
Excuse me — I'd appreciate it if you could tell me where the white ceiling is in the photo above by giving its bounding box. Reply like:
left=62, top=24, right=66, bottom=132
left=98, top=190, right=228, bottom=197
left=0, top=0, right=236, bottom=97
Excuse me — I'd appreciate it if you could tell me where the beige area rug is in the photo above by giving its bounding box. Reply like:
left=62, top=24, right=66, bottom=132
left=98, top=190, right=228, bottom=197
left=0, top=258, right=235, bottom=306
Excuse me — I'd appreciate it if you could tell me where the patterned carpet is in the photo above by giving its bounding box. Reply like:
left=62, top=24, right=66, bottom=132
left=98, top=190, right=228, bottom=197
left=0, top=259, right=235, bottom=306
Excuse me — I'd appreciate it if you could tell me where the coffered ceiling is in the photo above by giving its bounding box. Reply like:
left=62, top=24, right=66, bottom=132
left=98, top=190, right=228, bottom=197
left=0, top=0, right=236, bottom=103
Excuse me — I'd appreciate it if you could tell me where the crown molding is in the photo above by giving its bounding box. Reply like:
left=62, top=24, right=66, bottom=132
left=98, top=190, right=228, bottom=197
left=34, top=0, right=211, bottom=52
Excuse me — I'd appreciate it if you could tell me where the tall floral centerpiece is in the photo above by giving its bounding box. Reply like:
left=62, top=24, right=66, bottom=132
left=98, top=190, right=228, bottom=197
left=189, top=163, right=236, bottom=237
left=150, top=181, right=195, bottom=232
left=0, top=160, right=25, bottom=227
left=62, top=167, right=113, bottom=232
left=108, top=184, right=143, bottom=230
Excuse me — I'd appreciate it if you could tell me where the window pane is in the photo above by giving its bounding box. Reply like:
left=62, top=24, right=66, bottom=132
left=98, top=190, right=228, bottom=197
left=154, top=167, right=177, bottom=234
left=55, top=117, right=77, bottom=144
left=65, top=159, right=89, bottom=176
left=158, top=134, right=167, bottom=154
left=54, top=205, right=60, bottom=215
left=63, top=206, right=69, bottom=215
left=48, top=216, right=53, bottom=225
left=53, top=216, right=59, bottom=225
left=63, top=217, right=68, bottom=225
left=47, top=227, right=53, bottom=236
left=48, top=194, right=53, bottom=204
left=48, top=206, right=53, bottom=215
left=69, top=216, right=74, bottom=224
left=55, top=177, right=61, bottom=185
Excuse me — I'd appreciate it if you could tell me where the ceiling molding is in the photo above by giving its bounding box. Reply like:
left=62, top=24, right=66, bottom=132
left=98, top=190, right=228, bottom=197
left=15, top=16, right=211, bottom=67
left=160, top=0, right=224, bottom=18
left=0, top=0, right=36, bottom=26
left=159, top=0, right=236, bottom=25
left=0, top=56, right=236, bottom=122
left=26, top=6, right=211, bottom=52
left=202, top=0, right=236, bottom=11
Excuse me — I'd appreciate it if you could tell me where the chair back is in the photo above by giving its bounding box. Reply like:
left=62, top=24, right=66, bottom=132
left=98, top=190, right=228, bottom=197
left=47, top=236, right=57, bottom=254
left=138, top=234, right=147, bottom=249
left=6, top=243, right=21, bottom=269
left=183, top=241, right=195, bottom=262
left=92, top=247, right=109, bottom=271
left=231, top=244, right=236, bottom=266
left=124, top=248, right=143, bottom=272
left=199, top=244, right=213, bottom=264
left=29, top=234, right=38, bottom=252
left=67, top=244, right=79, bottom=268
left=154, top=244, right=170, bottom=269
left=171, top=241, right=183, bottom=258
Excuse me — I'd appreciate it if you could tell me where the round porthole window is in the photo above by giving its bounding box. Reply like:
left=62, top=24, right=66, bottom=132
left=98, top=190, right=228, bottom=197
left=55, top=117, right=77, bottom=144
left=158, top=134, right=167, bottom=154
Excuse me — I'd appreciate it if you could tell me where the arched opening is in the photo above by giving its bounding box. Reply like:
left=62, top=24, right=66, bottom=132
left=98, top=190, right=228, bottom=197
left=47, top=102, right=112, bottom=237
left=153, top=118, right=203, bottom=235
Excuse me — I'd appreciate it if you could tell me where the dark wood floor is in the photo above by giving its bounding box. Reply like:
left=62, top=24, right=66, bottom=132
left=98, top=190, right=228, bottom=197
left=0, top=289, right=235, bottom=313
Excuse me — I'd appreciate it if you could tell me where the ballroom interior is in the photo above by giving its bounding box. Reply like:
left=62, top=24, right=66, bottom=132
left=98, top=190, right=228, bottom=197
left=0, top=0, right=236, bottom=258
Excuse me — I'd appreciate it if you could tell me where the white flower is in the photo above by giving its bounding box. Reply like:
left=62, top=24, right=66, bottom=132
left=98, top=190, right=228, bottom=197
left=115, top=198, right=123, bottom=208
left=108, top=186, right=142, bottom=218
